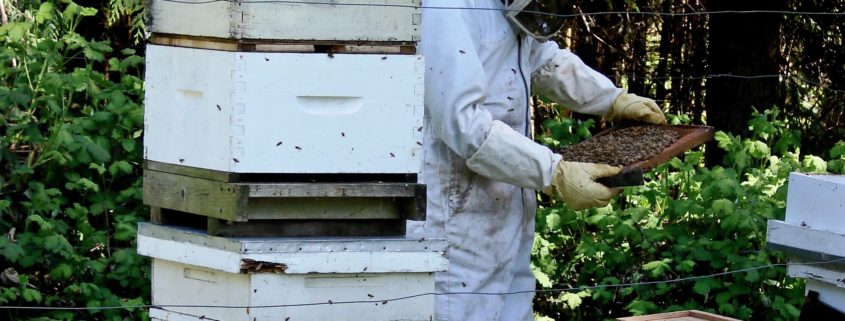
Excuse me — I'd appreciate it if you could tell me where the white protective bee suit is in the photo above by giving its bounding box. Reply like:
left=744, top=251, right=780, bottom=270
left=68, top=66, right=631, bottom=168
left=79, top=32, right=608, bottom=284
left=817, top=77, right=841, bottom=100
left=406, top=0, right=625, bottom=320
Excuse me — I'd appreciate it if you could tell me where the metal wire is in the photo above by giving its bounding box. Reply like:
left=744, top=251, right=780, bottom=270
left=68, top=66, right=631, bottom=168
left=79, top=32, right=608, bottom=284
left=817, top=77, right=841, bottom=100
left=0, top=258, right=841, bottom=311
left=154, top=0, right=845, bottom=19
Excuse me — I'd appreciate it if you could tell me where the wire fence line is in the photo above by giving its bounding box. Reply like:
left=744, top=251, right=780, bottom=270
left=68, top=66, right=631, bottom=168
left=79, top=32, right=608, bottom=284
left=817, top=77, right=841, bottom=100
left=0, top=258, right=841, bottom=311
left=155, top=0, right=845, bottom=18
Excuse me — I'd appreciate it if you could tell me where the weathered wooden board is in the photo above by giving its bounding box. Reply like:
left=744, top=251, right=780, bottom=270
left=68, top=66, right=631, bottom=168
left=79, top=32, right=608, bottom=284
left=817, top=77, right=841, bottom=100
left=207, top=218, right=406, bottom=237
left=617, top=310, right=740, bottom=321
left=148, top=0, right=421, bottom=43
left=149, top=34, right=418, bottom=54
left=144, top=169, right=249, bottom=222
left=143, top=169, right=426, bottom=222
left=143, top=45, right=425, bottom=174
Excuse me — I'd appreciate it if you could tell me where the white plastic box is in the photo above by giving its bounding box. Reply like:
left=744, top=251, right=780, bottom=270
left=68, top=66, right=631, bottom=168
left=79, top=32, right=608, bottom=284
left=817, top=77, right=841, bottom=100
left=147, top=0, right=421, bottom=43
left=766, top=173, right=845, bottom=312
left=143, top=44, right=425, bottom=174
left=137, top=223, right=447, bottom=321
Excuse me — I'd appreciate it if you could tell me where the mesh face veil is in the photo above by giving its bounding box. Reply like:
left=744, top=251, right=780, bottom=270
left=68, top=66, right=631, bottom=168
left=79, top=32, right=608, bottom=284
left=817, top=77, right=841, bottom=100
left=502, top=0, right=571, bottom=42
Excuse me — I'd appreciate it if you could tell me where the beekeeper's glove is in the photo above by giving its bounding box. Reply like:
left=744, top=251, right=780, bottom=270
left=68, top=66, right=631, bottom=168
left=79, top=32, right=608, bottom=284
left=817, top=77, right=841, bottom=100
left=606, top=92, right=667, bottom=124
left=542, top=161, right=622, bottom=210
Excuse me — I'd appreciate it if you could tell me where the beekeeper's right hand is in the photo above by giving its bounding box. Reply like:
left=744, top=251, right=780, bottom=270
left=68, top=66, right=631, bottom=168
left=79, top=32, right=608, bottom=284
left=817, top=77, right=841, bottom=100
left=542, top=161, right=622, bottom=210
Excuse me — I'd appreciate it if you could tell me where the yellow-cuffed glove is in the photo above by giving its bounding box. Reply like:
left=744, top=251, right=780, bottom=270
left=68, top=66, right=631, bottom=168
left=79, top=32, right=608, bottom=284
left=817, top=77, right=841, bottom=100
left=542, top=161, right=623, bottom=210
left=606, top=92, right=667, bottom=124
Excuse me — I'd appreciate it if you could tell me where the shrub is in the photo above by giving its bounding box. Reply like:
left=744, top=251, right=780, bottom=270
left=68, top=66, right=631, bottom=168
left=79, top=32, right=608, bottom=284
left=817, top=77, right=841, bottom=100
left=0, top=1, right=148, bottom=320
left=533, top=109, right=833, bottom=321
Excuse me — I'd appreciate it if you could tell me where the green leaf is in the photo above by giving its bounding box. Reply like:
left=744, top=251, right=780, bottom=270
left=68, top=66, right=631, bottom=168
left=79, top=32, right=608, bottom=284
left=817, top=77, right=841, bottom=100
left=642, top=259, right=673, bottom=277
left=692, top=278, right=721, bottom=296
left=44, top=235, right=73, bottom=257
left=711, top=198, right=734, bottom=215
left=831, top=142, right=845, bottom=158
left=1, top=241, right=24, bottom=262
left=109, top=160, right=134, bottom=176
left=80, top=7, right=98, bottom=17
left=8, top=23, right=32, bottom=43
left=36, top=2, right=56, bottom=24
left=22, top=288, right=42, bottom=303
left=50, top=263, right=73, bottom=281
left=545, top=212, right=561, bottom=231
left=801, top=155, right=827, bottom=173
left=532, top=268, right=553, bottom=288
left=746, top=140, right=771, bottom=159
left=84, top=137, right=111, bottom=162
left=626, top=300, right=658, bottom=315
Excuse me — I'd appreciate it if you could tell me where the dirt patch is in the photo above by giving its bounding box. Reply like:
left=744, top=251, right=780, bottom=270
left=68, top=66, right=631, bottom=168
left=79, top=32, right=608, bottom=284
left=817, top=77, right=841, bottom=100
left=558, top=125, right=679, bottom=166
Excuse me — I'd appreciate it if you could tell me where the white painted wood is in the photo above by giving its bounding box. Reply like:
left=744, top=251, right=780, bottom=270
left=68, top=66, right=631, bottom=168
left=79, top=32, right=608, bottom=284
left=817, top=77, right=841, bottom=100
left=137, top=223, right=448, bottom=274
left=138, top=234, right=244, bottom=273
left=144, top=44, right=425, bottom=174
left=243, top=252, right=448, bottom=274
left=785, top=173, right=845, bottom=233
left=151, top=259, right=254, bottom=321
left=788, top=263, right=845, bottom=288
left=151, top=259, right=435, bottom=321
left=148, top=0, right=421, bottom=42
left=767, top=220, right=845, bottom=259
left=150, top=308, right=210, bottom=321
left=806, top=279, right=845, bottom=314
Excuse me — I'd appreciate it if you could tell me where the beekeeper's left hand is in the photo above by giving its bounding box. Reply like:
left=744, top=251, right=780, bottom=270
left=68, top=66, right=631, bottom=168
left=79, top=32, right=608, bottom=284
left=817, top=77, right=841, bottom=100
left=606, top=92, right=667, bottom=124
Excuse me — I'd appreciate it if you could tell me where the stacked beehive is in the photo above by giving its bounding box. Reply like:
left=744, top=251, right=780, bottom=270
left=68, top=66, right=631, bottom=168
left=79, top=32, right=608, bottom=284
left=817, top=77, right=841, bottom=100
left=142, top=0, right=427, bottom=236
left=767, top=173, right=845, bottom=317
left=138, top=1, right=447, bottom=320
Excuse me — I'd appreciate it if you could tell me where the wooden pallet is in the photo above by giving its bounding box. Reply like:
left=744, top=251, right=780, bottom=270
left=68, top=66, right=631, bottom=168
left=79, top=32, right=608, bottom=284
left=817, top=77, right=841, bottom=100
left=150, top=34, right=417, bottom=54
left=143, top=162, right=424, bottom=237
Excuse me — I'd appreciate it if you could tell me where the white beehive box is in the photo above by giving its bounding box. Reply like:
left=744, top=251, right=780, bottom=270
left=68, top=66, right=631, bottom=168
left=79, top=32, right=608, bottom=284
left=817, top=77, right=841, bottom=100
left=767, top=173, right=845, bottom=312
left=138, top=223, right=447, bottom=321
left=143, top=44, right=425, bottom=174
left=148, top=0, right=421, bottom=43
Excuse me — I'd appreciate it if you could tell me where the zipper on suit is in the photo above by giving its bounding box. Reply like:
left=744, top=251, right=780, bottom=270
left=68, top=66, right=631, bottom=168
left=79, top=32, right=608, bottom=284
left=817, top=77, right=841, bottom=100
left=516, top=35, right=530, bottom=136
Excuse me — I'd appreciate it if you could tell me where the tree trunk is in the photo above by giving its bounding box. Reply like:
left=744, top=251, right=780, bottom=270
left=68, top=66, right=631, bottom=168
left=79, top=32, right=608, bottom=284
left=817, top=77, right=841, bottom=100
left=704, top=0, right=786, bottom=166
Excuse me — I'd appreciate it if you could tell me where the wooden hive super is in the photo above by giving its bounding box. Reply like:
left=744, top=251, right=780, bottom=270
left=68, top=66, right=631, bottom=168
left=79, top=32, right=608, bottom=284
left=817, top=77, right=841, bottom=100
left=147, top=0, right=420, bottom=46
left=142, top=0, right=426, bottom=236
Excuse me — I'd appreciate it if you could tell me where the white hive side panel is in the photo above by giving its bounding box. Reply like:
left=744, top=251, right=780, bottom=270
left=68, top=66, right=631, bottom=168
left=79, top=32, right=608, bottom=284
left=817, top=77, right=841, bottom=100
left=788, top=263, right=845, bottom=289
left=237, top=53, right=424, bottom=174
left=785, top=173, right=845, bottom=233
left=144, top=45, right=237, bottom=172
left=247, top=273, right=435, bottom=321
left=806, top=279, right=845, bottom=313
left=243, top=251, right=448, bottom=274
left=148, top=0, right=420, bottom=42
left=148, top=0, right=232, bottom=38
left=766, top=220, right=845, bottom=259
left=152, top=259, right=251, bottom=321
left=237, top=0, right=421, bottom=42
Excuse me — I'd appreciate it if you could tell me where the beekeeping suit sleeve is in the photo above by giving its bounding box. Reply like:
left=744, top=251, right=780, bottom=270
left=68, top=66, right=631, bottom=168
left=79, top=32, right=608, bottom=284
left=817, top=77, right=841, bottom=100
left=529, top=41, right=623, bottom=116
left=424, top=1, right=560, bottom=190
left=462, top=40, right=624, bottom=189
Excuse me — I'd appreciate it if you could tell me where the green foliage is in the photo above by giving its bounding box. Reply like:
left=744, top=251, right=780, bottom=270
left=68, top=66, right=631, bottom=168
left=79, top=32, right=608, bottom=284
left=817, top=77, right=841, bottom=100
left=0, top=0, right=148, bottom=319
left=533, top=108, right=832, bottom=320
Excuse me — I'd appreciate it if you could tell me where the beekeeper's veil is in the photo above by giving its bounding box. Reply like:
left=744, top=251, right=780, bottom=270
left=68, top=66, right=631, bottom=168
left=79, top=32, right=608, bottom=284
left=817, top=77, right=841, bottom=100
left=502, top=0, right=572, bottom=42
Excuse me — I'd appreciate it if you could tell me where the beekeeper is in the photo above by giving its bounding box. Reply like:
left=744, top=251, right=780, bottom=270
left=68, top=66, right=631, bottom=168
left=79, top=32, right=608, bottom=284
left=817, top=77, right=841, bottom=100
left=407, top=0, right=667, bottom=320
